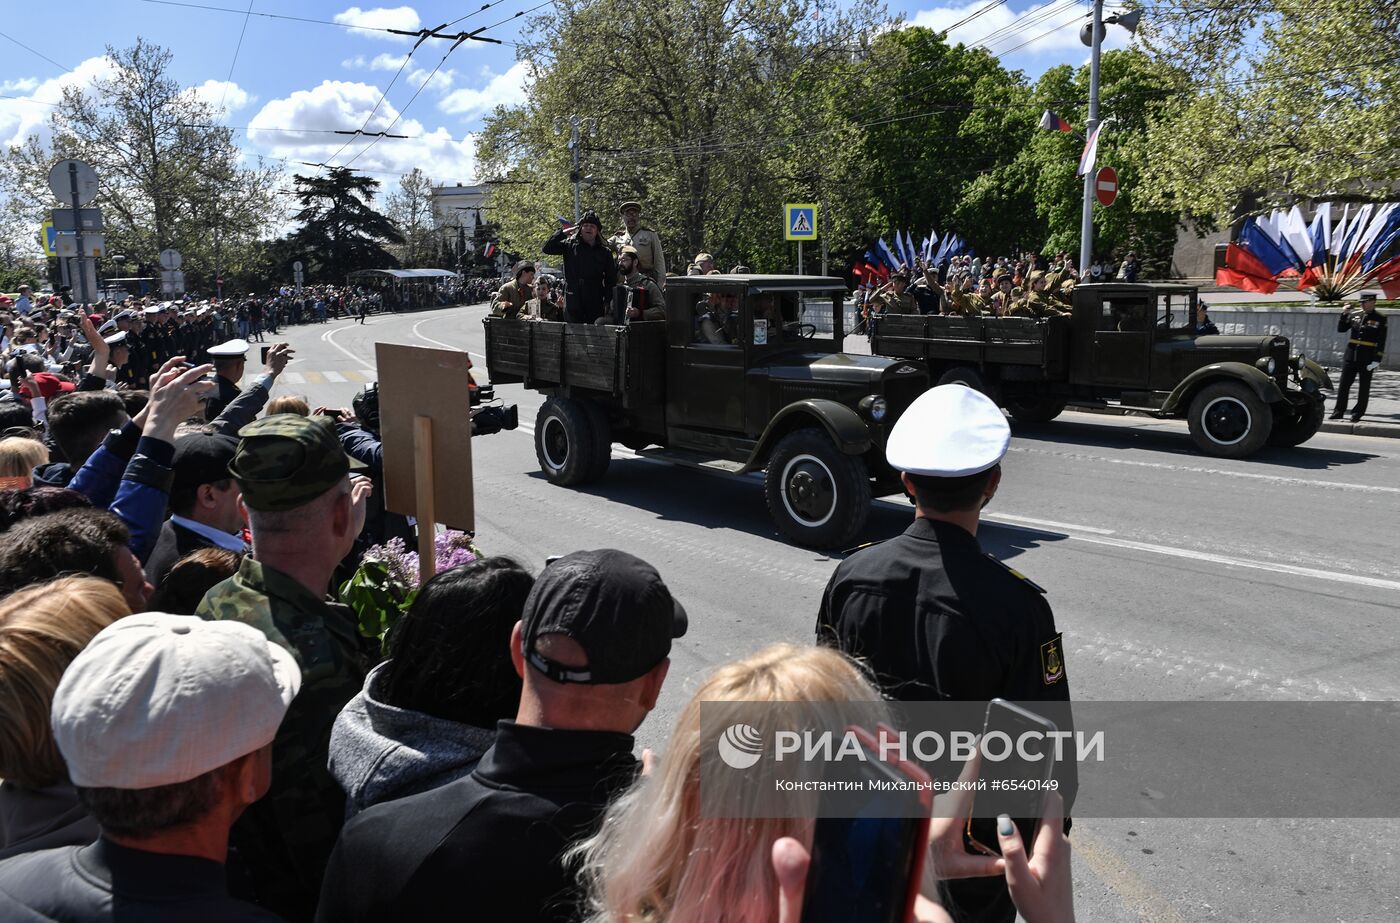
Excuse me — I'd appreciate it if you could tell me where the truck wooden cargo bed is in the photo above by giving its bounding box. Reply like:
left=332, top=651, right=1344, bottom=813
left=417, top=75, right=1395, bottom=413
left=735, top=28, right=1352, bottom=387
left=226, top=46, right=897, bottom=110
left=483, top=317, right=666, bottom=406
left=872, top=314, right=1071, bottom=377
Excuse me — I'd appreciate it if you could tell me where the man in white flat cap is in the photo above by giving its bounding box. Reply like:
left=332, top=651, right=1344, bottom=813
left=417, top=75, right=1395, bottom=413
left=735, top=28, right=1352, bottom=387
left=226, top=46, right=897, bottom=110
left=0, top=613, right=298, bottom=920
left=205, top=337, right=250, bottom=420
left=815, top=384, right=1074, bottom=923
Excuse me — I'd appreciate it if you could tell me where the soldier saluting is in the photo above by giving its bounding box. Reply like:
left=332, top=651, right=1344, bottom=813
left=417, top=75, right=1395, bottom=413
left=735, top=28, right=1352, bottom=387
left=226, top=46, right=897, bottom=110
left=1331, top=291, right=1387, bottom=422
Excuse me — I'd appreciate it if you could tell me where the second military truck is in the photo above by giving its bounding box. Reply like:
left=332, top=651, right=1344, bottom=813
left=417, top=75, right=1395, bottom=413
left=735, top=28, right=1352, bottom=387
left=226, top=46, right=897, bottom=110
left=871, top=282, right=1332, bottom=458
left=484, top=275, right=929, bottom=548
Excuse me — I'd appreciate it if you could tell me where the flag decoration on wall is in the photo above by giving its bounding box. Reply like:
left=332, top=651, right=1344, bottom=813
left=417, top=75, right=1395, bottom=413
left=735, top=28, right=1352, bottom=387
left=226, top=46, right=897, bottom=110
left=1215, top=203, right=1400, bottom=300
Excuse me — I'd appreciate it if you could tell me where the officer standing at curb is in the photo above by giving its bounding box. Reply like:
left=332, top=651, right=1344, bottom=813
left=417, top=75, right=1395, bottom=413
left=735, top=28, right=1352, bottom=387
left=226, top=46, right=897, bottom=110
left=1331, top=291, right=1387, bottom=422
left=815, top=383, right=1075, bottom=923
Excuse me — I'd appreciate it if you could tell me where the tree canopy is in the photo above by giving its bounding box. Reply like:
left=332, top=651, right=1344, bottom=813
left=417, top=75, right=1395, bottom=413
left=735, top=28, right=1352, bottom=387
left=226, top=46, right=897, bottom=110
left=284, top=167, right=405, bottom=282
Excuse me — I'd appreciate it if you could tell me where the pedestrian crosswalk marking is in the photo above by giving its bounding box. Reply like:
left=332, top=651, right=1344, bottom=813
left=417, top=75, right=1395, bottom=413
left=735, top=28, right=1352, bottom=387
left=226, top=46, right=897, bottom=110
left=343, top=370, right=368, bottom=382
left=303, top=371, right=325, bottom=384
left=281, top=371, right=306, bottom=384
left=323, top=371, right=348, bottom=383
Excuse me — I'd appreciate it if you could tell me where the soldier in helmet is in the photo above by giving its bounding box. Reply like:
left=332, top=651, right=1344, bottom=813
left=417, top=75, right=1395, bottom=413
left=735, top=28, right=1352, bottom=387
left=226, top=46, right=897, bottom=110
left=610, top=201, right=667, bottom=286
left=491, top=261, right=536, bottom=319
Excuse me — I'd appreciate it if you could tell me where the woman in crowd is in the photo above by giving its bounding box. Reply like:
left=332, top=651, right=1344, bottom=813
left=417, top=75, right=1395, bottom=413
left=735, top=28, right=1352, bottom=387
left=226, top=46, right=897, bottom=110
left=574, top=643, right=1074, bottom=923
left=0, top=436, right=49, bottom=491
left=148, top=547, right=243, bottom=615
left=329, top=557, right=534, bottom=817
left=0, top=576, right=130, bottom=860
left=266, top=395, right=311, bottom=416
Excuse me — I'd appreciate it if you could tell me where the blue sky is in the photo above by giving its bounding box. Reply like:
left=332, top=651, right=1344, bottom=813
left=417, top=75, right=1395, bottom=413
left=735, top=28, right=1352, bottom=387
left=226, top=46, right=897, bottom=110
left=1, top=1, right=1134, bottom=188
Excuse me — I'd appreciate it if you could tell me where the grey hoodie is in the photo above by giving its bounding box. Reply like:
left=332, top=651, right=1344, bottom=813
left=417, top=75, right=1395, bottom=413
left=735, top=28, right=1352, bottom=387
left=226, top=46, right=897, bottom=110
left=329, top=661, right=497, bottom=819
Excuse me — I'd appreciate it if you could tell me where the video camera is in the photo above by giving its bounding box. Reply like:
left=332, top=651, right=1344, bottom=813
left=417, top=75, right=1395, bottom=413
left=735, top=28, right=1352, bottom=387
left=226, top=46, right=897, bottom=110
left=353, top=380, right=518, bottom=438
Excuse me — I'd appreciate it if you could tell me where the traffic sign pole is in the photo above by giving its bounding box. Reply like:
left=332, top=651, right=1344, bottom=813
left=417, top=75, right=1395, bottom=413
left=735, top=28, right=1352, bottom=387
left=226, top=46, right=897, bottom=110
left=69, top=163, right=90, bottom=306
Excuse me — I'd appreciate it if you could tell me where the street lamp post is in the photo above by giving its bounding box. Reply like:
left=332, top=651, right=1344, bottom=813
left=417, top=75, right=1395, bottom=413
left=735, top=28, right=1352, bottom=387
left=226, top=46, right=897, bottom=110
left=1078, top=6, right=1141, bottom=274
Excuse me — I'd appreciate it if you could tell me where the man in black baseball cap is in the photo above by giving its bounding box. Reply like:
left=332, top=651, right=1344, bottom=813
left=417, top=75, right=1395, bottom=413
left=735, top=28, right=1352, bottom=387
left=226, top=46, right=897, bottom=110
left=318, top=548, right=683, bottom=923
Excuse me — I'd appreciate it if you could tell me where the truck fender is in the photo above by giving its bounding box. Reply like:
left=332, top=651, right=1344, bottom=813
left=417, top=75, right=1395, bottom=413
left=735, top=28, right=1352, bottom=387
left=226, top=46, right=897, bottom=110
left=743, top=399, right=872, bottom=473
left=1163, top=362, right=1285, bottom=414
left=1299, top=357, right=1333, bottom=391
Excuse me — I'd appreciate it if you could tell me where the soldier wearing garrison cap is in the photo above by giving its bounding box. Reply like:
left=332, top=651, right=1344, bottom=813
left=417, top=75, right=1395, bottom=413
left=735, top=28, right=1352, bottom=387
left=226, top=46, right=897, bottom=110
left=491, top=261, right=536, bottom=319
left=610, top=201, right=667, bottom=286
left=816, top=384, right=1075, bottom=923
left=195, top=413, right=374, bottom=918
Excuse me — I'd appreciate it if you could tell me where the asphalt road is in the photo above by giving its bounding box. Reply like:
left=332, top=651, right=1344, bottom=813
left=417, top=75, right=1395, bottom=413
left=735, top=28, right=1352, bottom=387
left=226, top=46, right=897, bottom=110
left=264, top=304, right=1399, bottom=922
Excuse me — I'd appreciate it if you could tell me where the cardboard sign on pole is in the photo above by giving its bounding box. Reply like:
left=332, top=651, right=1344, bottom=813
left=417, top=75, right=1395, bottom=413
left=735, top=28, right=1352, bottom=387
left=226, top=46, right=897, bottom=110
left=375, top=343, right=475, bottom=582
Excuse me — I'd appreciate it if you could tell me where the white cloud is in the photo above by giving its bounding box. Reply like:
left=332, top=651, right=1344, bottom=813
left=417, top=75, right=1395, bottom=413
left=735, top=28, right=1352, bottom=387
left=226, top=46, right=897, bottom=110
left=0, top=77, right=39, bottom=94
left=246, top=80, right=477, bottom=187
left=341, top=55, right=368, bottom=69
left=186, top=79, right=255, bottom=114
left=333, top=5, right=422, bottom=40
left=909, top=1, right=1133, bottom=62
left=438, top=61, right=530, bottom=120
left=370, top=52, right=409, bottom=70
left=0, top=55, right=117, bottom=153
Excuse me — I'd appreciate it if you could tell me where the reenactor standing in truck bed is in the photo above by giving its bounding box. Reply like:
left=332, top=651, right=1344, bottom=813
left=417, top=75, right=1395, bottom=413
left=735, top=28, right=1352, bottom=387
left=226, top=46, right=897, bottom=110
left=609, top=202, right=667, bottom=286
left=490, top=261, right=536, bottom=319
left=1010, top=272, right=1071, bottom=318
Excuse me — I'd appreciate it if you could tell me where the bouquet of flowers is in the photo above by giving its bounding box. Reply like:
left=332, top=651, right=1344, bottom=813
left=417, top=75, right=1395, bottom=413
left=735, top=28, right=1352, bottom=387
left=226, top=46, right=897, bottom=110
left=339, top=530, right=481, bottom=646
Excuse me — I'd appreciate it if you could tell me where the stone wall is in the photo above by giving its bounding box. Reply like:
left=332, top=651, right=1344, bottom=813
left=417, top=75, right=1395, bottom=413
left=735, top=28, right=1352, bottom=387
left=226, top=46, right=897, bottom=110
left=1207, top=304, right=1395, bottom=371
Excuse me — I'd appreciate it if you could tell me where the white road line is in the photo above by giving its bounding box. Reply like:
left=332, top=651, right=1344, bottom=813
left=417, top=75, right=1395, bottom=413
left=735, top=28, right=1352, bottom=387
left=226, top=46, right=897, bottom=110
left=985, top=512, right=1115, bottom=535
left=411, top=316, right=486, bottom=361
left=1008, top=445, right=1400, bottom=495
left=989, top=518, right=1400, bottom=592
left=321, top=324, right=376, bottom=373
left=280, top=371, right=305, bottom=384
left=322, top=371, right=347, bottom=383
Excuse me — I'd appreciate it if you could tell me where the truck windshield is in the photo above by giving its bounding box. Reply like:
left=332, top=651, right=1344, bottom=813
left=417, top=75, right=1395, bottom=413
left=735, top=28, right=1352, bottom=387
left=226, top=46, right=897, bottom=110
left=1156, top=292, right=1195, bottom=331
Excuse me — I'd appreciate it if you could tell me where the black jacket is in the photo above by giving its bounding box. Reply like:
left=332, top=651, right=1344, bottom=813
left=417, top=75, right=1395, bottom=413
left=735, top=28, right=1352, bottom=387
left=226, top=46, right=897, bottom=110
left=316, top=721, right=638, bottom=923
left=145, top=518, right=235, bottom=591
left=541, top=229, right=616, bottom=323
left=0, top=838, right=283, bottom=922
left=1339, top=308, right=1387, bottom=364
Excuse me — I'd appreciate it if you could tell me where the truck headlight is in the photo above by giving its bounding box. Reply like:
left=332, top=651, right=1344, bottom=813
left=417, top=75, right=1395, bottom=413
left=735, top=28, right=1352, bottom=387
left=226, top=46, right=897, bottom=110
left=1291, top=352, right=1306, bottom=370
left=1256, top=357, right=1277, bottom=375
left=860, top=395, right=888, bottom=423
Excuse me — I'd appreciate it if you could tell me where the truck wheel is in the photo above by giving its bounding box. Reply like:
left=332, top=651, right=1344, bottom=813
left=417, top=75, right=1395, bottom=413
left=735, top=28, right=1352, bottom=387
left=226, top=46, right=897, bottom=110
left=1187, top=381, right=1271, bottom=458
left=580, top=399, right=612, bottom=480
left=764, top=429, right=871, bottom=548
left=1267, top=394, right=1325, bottom=447
left=535, top=397, right=604, bottom=486
left=1005, top=395, right=1067, bottom=423
left=936, top=366, right=986, bottom=393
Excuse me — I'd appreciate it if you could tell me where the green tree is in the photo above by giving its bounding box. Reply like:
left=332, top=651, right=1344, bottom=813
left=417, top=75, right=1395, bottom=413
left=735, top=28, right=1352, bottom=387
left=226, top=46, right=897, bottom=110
left=476, top=0, right=885, bottom=272
left=0, top=39, right=280, bottom=292
left=285, top=168, right=405, bottom=282
left=1138, top=0, right=1400, bottom=221
left=385, top=167, right=438, bottom=267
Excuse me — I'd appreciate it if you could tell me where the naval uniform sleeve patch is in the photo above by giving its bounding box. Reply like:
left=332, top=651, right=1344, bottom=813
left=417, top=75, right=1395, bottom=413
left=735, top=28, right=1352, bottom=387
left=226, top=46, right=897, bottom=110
left=1040, top=633, right=1066, bottom=685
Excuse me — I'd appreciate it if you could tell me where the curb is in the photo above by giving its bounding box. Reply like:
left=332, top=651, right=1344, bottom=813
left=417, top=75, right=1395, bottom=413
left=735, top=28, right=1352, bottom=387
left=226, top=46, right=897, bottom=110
left=1065, top=406, right=1400, bottom=440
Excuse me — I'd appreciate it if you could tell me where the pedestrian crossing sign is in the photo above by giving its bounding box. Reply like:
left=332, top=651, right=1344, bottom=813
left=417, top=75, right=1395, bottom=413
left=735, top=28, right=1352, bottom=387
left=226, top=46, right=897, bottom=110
left=784, top=204, right=818, bottom=241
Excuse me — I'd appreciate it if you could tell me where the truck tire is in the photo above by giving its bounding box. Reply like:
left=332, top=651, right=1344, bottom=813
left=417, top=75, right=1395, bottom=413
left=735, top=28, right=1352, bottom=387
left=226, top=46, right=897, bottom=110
left=535, top=397, right=605, bottom=486
left=936, top=366, right=986, bottom=393
left=1267, top=394, right=1325, bottom=448
left=764, top=429, right=870, bottom=548
left=580, top=399, right=613, bottom=481
left=1187, top=381, right=1272, bottom=458
left=1005, top=395, right=1067, bottom=423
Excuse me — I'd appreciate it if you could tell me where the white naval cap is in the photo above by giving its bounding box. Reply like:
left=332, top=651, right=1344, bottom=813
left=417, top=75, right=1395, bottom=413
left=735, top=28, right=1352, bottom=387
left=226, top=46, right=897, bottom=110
left=103, top=330, right=129, bottom=348
left=885, top=384, right=1010, bottom=477
left=207, top=338, right=250, bottom=357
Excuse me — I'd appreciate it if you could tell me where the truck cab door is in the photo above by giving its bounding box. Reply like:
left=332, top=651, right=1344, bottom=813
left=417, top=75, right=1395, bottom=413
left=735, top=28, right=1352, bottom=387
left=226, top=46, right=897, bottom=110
left=1092, top=295, right=1154, bottom=389
left=668, top=288, right=748, bottom=433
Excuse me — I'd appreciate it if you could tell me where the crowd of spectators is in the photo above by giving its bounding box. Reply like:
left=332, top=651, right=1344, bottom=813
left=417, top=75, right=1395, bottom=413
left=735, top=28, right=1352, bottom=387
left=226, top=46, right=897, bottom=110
left=0, top=275, right=1075, bottom=923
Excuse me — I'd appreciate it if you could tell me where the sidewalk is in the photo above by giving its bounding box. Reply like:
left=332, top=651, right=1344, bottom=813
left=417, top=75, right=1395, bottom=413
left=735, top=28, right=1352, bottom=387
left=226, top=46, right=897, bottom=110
left=840, top=333, right=1400, bottom=439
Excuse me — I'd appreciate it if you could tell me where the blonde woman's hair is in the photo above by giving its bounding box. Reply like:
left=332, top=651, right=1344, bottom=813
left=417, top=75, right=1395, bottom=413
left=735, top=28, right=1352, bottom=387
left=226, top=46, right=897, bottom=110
left=574, top=643, right=887, bottom=923
left=0, top=436, right=49, bottom=484
left=0, top=576, right=129, bottom=788
left=265, top=395, right=310, bottom=417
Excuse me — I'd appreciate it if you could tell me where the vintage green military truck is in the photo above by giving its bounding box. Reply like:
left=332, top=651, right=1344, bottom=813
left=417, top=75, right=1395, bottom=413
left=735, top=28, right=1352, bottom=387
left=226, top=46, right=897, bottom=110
left=871, top=282, right=1332, bottom=458
left=483, top=275, right=930, bottom=547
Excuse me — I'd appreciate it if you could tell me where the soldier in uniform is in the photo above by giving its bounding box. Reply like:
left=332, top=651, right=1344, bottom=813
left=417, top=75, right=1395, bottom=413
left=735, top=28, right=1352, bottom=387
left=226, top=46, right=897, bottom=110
left=196, top=413, right=375, bottom=920
left=1010, top=271, right=1071, bottom=318
left=205, top=338, right=249, bottom=420
left=542, top=210, right=616, bottom=323
left=600, top=245, right=665, bottom=324
left=1331, top=291, right=1388, bottom=422
left=693, top=252, right=716, bottom=275
left=816, top=383, right=1074, bottom=923
left=873, top=271, right=918, bottom=314
left=490, top=261, right=536, bottom=318
left=523, top=274, right=564, bottom=321
left=610, top=201, right=667, bottom=285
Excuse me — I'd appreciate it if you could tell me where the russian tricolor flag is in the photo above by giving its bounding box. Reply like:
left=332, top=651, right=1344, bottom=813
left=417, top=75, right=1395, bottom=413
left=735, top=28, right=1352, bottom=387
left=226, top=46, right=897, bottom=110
left=1039, top=110, right=1072, bottom=133
left=1077, top=121, right=1105, bottom=177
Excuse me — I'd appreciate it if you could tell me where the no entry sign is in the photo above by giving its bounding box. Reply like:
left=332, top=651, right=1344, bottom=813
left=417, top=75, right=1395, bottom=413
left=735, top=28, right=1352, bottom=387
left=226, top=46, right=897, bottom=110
left=1096, top=166, right=1118, bottom=207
